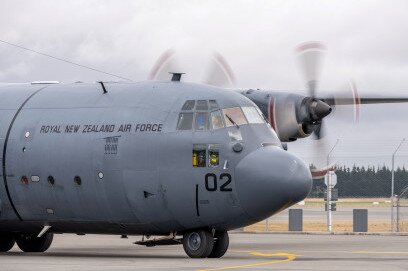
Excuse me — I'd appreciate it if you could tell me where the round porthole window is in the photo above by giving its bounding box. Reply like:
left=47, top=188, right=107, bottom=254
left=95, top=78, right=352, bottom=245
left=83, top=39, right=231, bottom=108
left=98, top=172, right=104, bottom=179
left=74, top=176, right=82, bottom=186
left=48, top=176, right=55, bottom=185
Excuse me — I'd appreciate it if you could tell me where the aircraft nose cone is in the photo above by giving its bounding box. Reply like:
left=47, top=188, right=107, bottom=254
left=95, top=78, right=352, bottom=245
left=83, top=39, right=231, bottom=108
left=235, top=146, right=312, bottom=221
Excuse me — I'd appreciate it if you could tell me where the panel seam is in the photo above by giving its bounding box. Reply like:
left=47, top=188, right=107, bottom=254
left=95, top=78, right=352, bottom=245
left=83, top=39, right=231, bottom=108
left=2, top=86, right=48, bottom=221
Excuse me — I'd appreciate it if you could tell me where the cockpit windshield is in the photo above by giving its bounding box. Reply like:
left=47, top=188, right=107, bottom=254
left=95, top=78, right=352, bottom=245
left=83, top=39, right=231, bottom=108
left=210, top=110, right=224, bottom=130
left=241, top=106, right=264, bottom=124
left=176, top=100, right=266, bottom=131
left=222, top=107, right=247, bottom=127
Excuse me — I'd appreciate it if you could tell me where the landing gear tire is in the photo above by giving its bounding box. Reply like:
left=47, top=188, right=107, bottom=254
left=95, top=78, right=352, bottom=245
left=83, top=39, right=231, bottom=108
left=183, top=230, right=214, bottom=258
left=0, top=234, right=15, bottom=252
left=208, top=231, right=229, bottom=258
left=15, top=233, right=53, bottom=252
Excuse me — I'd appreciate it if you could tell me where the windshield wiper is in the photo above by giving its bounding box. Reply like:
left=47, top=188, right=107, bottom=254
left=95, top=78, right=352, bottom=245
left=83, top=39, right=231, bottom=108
left=225, top=114, right=239, bottom=129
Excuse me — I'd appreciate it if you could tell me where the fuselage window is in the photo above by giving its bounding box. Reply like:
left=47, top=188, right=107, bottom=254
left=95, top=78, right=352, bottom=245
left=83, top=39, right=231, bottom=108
left=193, top=144, right=206, bottom=167
left=195, top=112, right=209, bottom=131
left=196, top=100, right=208, bottom=110
left=177, top=112, right=194, bottom=130
left=210, top=110, right=224, bottom=130
left=222, top=107, right=248, bottom=127
left=182, top=100, right=195, bottom=110
left=242, top=106, right=264, bottom=124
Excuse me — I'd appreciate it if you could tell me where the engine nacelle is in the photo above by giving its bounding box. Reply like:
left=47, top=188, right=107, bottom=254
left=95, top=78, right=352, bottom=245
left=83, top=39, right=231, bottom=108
left=240, top=90, right=330, bottom=142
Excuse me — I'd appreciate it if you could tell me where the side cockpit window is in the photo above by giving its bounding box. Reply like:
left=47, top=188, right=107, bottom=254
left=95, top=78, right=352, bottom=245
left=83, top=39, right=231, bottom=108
left=242, top=106, right=264, bottom=124
left=182, top=100, right=195, bottom=110
left=177, top=113, right=193, bottom=130
left=209, top=100, right=218, bottom=109
left=196, top=100, right=208, bottom=110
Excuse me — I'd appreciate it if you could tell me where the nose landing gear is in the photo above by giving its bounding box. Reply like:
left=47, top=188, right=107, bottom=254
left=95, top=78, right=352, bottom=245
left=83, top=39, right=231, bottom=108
left=182, top=230, right=229, bottom=258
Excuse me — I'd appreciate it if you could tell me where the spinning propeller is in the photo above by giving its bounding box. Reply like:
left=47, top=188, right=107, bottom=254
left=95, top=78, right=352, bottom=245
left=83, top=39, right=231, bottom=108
left=148, top=49, right=236, bottom=88
left=148, top=43, right=408, bottom=146
left=296, top=42, right=331, bottom=140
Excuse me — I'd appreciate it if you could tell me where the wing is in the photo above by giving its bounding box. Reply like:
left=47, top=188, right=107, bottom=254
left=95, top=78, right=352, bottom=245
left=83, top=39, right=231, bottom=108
left=321, top=96, right=408, bottom=106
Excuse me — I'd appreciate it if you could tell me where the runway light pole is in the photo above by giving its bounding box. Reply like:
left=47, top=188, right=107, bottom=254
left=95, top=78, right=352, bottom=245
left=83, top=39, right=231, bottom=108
left=326, top=139, right=339, bottom=233
left=391, top=138, right=405, bottom=232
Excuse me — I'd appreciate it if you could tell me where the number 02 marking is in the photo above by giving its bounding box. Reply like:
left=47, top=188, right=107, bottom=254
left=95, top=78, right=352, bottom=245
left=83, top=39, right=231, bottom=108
left=219, top=173, right=232, bottom=191
left=204, top=173, right=232, bottom=192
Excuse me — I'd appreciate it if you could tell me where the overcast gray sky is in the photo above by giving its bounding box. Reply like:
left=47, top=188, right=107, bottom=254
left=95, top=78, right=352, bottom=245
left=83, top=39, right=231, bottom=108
left=1, top=0, right=408, bottom=166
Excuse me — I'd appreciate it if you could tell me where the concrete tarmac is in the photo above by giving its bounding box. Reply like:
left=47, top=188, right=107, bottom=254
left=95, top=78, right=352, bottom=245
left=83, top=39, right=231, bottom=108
left=0, top=233, right=407, bottom=271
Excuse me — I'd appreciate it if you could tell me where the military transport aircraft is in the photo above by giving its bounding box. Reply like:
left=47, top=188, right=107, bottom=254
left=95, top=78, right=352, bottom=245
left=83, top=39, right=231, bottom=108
left=0, top=41, right=407, bottom=258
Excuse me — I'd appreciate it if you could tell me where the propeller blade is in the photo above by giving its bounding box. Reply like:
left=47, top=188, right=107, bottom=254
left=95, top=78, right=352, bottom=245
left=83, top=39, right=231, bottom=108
left=148, top=49, right=179, bottom=81
left=311, top=163, right=337, bottom=179
left=296, top=41, right=326, bottom=97
left=313, top=120, right=325, bottom=140
left=201, top=52, right=236, bottom=88
left=320, top=80, right=361, bottom=122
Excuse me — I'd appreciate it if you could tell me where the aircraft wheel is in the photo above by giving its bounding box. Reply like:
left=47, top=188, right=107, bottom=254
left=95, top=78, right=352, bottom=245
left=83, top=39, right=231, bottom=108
left=208, top=231, right=229, bottom=258
left=183, top=230, right=214, bottom=258
left=15, top=232, right=53, bottom=252
left=0, top=234, right=15, bottom=252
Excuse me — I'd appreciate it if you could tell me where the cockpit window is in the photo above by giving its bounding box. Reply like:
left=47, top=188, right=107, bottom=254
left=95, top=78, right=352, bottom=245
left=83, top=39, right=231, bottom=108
left=195, top=112, right=209, bottom=131
left=222, top=107, right=248, bottom=127
left=177, top=113, right=193, bottom=130
left=195, top=100, right=208, bottom=110
left=242, top=106, right=264, bottom=124
left=210, top=110, right=224, bottom=130
left=209, top=100, right=219, bottom=109
left=182, top=100, right=195, bottom=111
left=179, top=100, right=254, bottom=131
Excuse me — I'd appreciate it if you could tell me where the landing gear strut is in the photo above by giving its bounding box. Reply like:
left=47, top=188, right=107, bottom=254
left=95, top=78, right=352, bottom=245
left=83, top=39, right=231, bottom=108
left=0, top=234, right=15, bottom=252
left=182, top=230, right=229, bottom=258
left=14, top=232, right=54, bottom=252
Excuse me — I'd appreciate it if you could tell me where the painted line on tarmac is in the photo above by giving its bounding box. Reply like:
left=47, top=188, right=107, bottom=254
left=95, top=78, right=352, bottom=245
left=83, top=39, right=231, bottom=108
left=354, top=251, right=408, bottom=255
left=196, top=250, right=298, bottom=271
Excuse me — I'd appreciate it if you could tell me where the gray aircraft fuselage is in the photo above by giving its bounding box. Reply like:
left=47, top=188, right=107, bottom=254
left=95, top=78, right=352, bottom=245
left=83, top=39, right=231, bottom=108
left=0, top=81, right=312, bottom=235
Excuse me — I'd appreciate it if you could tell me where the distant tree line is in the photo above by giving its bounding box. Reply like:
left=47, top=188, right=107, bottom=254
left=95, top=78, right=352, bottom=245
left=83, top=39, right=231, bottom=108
left=309, top=165, right=408, bottom=198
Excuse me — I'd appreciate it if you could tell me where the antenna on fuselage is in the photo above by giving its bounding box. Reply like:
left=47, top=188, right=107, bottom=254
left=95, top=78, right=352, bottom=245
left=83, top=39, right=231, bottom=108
left=98, top=81, right=108, bottom=94
left=169, top=72, right=185, bottom=82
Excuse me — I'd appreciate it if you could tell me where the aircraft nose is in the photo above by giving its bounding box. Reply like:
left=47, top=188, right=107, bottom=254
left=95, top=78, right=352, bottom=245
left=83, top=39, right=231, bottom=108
left=235, top=146, right=312, bottom=221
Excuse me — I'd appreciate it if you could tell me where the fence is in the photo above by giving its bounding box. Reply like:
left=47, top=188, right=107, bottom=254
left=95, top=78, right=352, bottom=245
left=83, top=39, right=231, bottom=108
left=397, top=186, right=408, bottom=232
left=245, top=138, right=408, bottom=233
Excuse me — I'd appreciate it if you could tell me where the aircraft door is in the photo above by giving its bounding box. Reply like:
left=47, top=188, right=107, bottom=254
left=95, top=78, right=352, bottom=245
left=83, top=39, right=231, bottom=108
left=192, top=135, right=240, bottom=226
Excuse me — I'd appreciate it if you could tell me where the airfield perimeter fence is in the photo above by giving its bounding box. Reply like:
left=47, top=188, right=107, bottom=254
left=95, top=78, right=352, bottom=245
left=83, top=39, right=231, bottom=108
left=245, top=138, right=408, bottom=233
